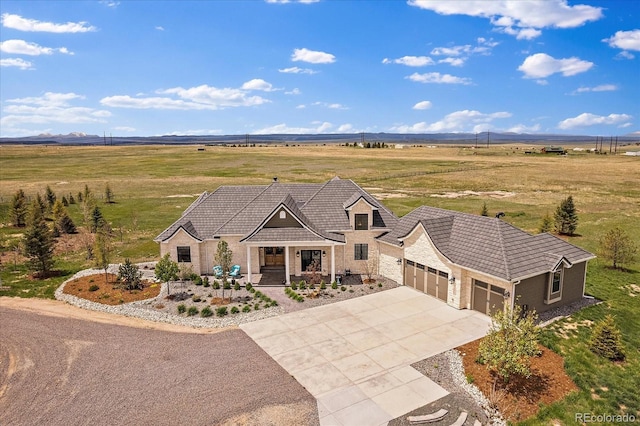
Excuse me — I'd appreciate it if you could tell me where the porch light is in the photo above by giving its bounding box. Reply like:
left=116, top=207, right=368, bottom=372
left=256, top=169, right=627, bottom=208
left=503, top=291, right=510, bottom=299
left=397, top=258, right=402, bottom=265
left=449, top=276, right=455, bottom=285
left=296, top=251, right=300, bottom=257
left=322, top=250, right=326, bottom=257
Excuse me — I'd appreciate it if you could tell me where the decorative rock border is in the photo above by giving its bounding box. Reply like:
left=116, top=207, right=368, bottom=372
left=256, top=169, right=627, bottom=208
left=55, top=264, right=283, bottom=328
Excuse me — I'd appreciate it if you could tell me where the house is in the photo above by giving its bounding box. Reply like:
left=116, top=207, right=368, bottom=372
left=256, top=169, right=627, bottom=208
left=155, top=178, right=595, bottom=316
left=541, top=146, right=566, bottom=154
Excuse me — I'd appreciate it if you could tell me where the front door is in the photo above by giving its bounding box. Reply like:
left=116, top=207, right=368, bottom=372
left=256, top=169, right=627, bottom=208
left=264, top=247, right=285, bottom=266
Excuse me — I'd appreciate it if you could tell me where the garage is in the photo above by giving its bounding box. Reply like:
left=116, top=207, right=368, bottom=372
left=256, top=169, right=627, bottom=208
left=405, top=261, right=449, bottom=302
left=472, top=279, right=505, bottom=315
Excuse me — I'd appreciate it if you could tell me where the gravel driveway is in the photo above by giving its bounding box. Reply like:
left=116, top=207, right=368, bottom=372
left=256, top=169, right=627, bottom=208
left=0, top=306, right=319, bottom=426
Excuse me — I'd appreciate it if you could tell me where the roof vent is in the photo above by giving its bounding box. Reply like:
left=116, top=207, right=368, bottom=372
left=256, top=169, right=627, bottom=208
left=273, top=177, right=278, bottom=182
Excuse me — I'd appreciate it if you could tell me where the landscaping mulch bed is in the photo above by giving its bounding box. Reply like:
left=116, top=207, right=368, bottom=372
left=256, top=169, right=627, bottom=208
left=456, top=339, right=578, bottom=423
left=63, top=273, right=161, bottom=305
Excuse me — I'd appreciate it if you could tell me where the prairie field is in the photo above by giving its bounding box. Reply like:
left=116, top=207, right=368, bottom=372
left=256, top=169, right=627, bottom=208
left=1, top=143, right=639, bottom=423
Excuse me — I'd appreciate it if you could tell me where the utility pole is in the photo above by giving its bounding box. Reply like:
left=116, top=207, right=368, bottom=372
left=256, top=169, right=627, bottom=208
left=614, top=136, right=618, bottom=154
left=486, top=131, right=490, bottom=148
left=103, top=131, right=107, bottom=146
left=609, top=136, right=613, bottom=154
left=475, top=132, right=478, bottom=149
left=110, top=133, right=113, bottom=146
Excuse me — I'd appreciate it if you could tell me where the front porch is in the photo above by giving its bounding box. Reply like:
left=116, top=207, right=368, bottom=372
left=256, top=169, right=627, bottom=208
left=252, top=268, right=363, bottom=287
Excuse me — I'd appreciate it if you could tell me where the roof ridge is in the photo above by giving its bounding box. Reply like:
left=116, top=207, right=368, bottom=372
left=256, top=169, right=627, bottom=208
left=495, top=219, right=512, bottom=280
left=347, top=179, right=398, bottom=220
left=299, top=179, right=333, bottom=209
left=212, top=183, right=271, bottom=235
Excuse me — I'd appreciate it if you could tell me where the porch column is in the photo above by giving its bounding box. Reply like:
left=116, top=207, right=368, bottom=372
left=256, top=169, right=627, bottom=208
left=246, top=246, right=252, bottom=284
left=284, top=245, right=291, bottom=285
left=331, top=244, right=335, bottom=284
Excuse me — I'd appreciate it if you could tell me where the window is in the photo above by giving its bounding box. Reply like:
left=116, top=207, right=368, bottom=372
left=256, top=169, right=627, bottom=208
left=427, top=267, right=437, bottom=274
left=551, top=270, right=562, bottom=293
left=416, top=263, right=425, bottom=270
left=177, top=246, right=191, bottom=263
left=301, top=250, right=321, bottom=272
left=354, top=243, right=368, bottom=260
left=279, top=210, right=286, bottom=219
left=354, top=214, right=368, bottom=230
left=407, top=260, right=415, bottom=266
left=438, top=270, right=448, bottom=278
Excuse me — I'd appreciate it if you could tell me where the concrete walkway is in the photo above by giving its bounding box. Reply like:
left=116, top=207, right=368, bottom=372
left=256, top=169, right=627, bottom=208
left=241, top=287, right=491, bottom=426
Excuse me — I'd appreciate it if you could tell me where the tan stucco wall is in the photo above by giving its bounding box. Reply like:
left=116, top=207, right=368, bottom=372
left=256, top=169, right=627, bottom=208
left=159, top=229, right=202, bottom=275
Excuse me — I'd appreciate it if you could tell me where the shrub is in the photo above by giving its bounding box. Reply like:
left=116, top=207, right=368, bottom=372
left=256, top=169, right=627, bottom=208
left=177, top=304, right=186, bottom=314
left=242, top=305, right=251, bottom=313
left=203, top=276, right=210, bottom=287
left=254, top=290, right=263, bottom=298
left=299, top=281, right=307, bottom=290
left=216, top=306, right=228, bottom=317
left=254, top=304, right=260, bottom=310
left=88, top=284, right=100, bottom=292
left=245, top=283, right=253, bottom=292
left=249, top=287, right=256, bottom=293
left=331, top=281, right=338, bottom=290
left=341, top=286, right=347, bottom=292
left=231, top=306, right=240, bottom=314
left=297, top=295, right=304, bottom=302
left=187, top=306, right=199, bottom=316
left=194, top=276, right=203, bottom=286
left=320, top=281, right=326, bottom=290
left=290, top=281, right=298, bottom=290
left=589, top=314, right=625, bottom=361
left=192, top=295, right=201, bottom=302
left=270, top=300, right=278, bottom=307
left=200, top=306, right=213, bottom=317
left=378, top=283, right=383, bottom=288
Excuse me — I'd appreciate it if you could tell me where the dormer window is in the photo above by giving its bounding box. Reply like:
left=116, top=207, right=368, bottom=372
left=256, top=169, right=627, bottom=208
left=355, top=214, right=368, bottom=230
left=279, top=211, right=286, bottom=219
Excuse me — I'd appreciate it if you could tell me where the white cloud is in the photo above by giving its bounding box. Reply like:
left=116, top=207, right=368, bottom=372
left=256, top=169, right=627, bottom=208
left=155, top=26, right=165, bottom=31
left=278, top=66, right=318, bottom=74
left=241, top=78, right=275, bottom=91
left=603, top=29, right=640, bottom=51
left=507, top=123, right=541, bottom=133
left=167, top=129, right=222, bottom=136
left=431, top=45, right=470, bottom=56
left=438, top=57, right=465, bottom=66
left=101, top=84, right=270, bottom=110
left=1, top=13, right=96, bottom=33
left=114, top=126, right=136, bottom=132
left=429, top=38, right=497, bottom=66
left=558, top=113, right=632, bottom=129
left=252, top=122, right=334, bottom=134
left=574, top=84, right=618, bottom=94
left=413, top=101, right=432, bottom=110
left=0, top=39, right=73, bottom=56
left=337, top=124, right=354, bottom=132
left=617, top=51, right=635, bottom=60
left=0, top=57, right=33, bottom=69
left=1, top=92, right=111, bottom=134
left=100, top=1, right=120, bottom=7
left=407, top=72, right=472, bottom=84
left=285, top=88, right=301, bottom=95
left=408, top=0, right=603, bottom=39
left=390, top=109, right=511, bottom=133
left=311, top=101, right=348, bottom=110
left=518, top=53, right=593, bottom=79
left=382, top=56, right=434, bottom=66
left=291, top=48, right=336, bottom=64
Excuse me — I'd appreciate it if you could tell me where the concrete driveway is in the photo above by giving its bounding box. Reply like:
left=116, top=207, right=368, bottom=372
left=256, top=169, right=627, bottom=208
left=240, top=286, right=491, bottom=426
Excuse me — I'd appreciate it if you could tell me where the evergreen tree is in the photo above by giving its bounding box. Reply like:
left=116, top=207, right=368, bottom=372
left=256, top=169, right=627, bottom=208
left=10, top=189, right=28, bottom=227
left=554, top=195, right=578, bottom=235
left=538, top=212, right=553, bottom=233
left=480, top=202, right=489, bottom=217
left=590, top=315, right=625, bottom=361
left=118, top=258, right=143, bottom=290
left=599, top=227, right=637, bottom=269
left=105, top=183, right=114, bottom=204
left=61, top=195, right=69, bottom=206
left=44, top=185, right=56, bottom=212
left=52, top=199, right=77, bottom=235
left=35, top=193, right=47, bottom=217
left=69, top=194, right=76, bottom=204
left=90, top=206, right=106, bottom=233
left=23, top=200, right=55, bottom=276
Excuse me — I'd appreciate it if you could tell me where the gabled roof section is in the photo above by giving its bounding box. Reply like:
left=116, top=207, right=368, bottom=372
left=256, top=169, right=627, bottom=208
left=343, top=192, right=379, bottom=211
left=156, top=220, right=202, bottom=242
left=379, top=205, right=595, bottom=282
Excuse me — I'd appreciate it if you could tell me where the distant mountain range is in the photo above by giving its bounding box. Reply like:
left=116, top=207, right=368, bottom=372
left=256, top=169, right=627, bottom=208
left=1, top=132, right=638, bottom=146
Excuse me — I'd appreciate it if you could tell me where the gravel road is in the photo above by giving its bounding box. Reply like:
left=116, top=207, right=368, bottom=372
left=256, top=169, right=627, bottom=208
left=0, top=306, right=319, bottom=426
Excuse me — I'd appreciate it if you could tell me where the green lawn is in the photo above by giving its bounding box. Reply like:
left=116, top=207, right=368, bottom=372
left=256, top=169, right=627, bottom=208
left=1, top=143, right=638, bottom=423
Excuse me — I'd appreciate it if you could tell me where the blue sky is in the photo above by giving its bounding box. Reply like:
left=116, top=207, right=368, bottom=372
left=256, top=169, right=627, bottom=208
left=0, top=0, right=638, bottom=137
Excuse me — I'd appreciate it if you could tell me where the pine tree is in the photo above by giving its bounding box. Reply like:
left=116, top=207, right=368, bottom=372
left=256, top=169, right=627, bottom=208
left=23, top=200, right=55, bottom=277
left=538, top=212, right=553, bottom=233
left=480, top=202, right=489, bottom=217
left=105, top=183, right=114, bottom=204
left=35, top=193, right=47, bottom=217
left=61, top=195, right=69, bottom=206
left=10, top=189, right=28, bottom=227
left=590, top=315, right=625, bottom=361
left=44, top=185, right=56, bottom=212
left=90, top=206, right=106, bottom=233
left=554, top=195, right=578, bottom=235
left=52, top=199, right=77, bottom=234
left=69, top=194, right=76, bottom=204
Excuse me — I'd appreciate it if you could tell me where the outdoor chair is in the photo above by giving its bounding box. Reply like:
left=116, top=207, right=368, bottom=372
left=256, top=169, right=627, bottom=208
left=213, top=265, right=223, bottom=278
left=229, top=264, right=241, bottom=278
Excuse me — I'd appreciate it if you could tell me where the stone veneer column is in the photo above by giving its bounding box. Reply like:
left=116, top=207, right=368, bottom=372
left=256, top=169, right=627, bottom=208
left=246, top=246, right=252, bottom=284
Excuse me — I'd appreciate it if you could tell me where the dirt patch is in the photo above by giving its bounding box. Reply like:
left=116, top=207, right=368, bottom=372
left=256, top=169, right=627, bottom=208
left=431, top=190, right=516, bottom=199
left=457, top=339, right=577, bottom=423
left=62, top=273, right=161, bottom=305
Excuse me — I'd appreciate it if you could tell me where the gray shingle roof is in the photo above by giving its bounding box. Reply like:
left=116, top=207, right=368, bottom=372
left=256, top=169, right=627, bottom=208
left=155, top=178, right=396, bottom=243
left=378, top=205, right=594, bottom=281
